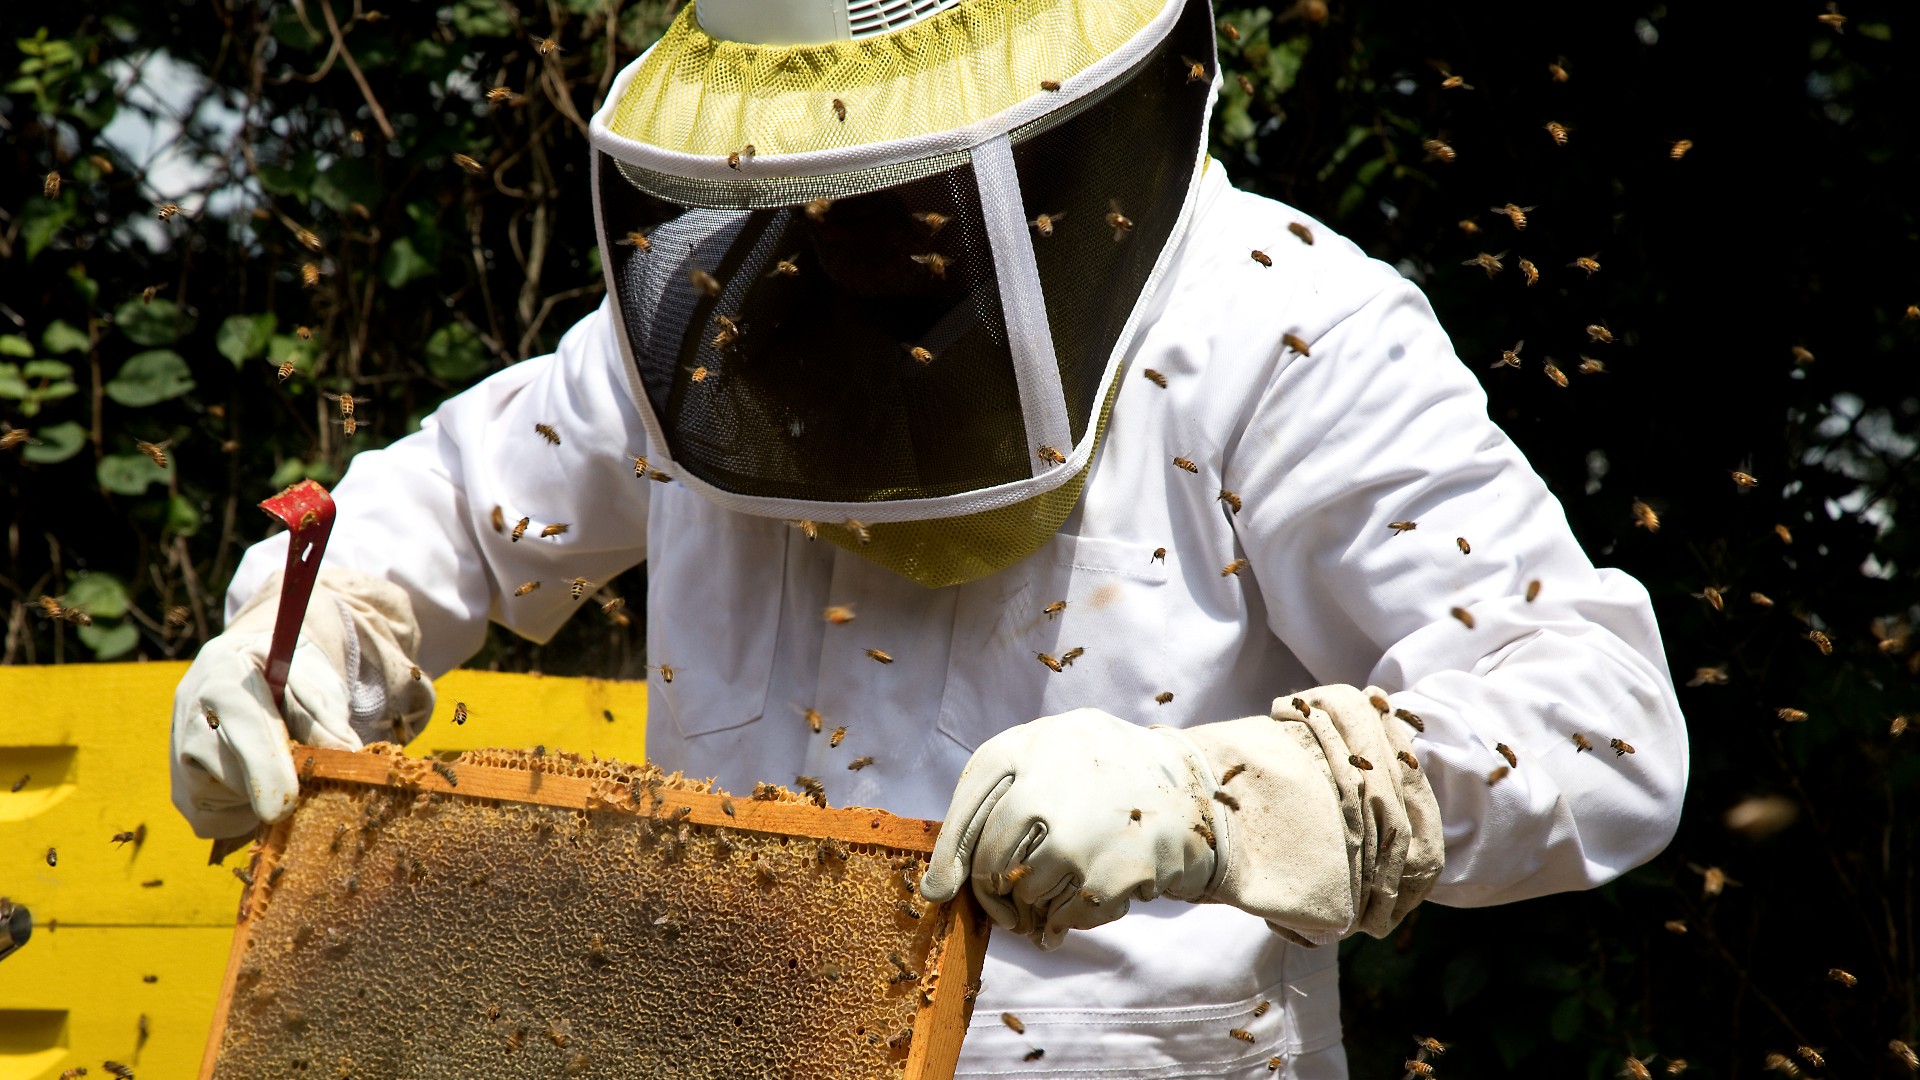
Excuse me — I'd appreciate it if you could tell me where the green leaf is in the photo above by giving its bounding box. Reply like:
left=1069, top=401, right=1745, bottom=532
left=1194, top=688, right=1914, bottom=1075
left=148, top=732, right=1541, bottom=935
left=97, top=452, right=169, bottom=495
left=76, top=619, right=139, bottom=660
left=215, top=313, right=277, bottom=367
left=380, top=236, right=435, bottom=289
left=41, top=319, right=89, bottom=355
left=21, top=198, right=75, bottom=261
left=0, top=364, right=25, bottom=398
left=113, top=298, right=195, bottom=347
left=22, top=421, right=86, bottom=464
left=311, top=158, right=377, bottom=214
left=255, top=152, right=316, bottom=200
left=1441, top=948, right=1490, bottom=1012
left=268, top=457, right=308, bottom=489
left=67, top=265, right=98, bottom=305
left=23, top=359, right=72, bottom=380
left=105, top=350, right=195, bottom=406
left=425, top=322, right=488, bottom=381
left=1548, top=994, right=1585, bottom=1042
left=0, top=335, right=31, bottom=358
left=167, top=493, right=202, bottom=537
left=449, top=0, right=513, bottom=38
left=65, top=571, right=130, bottom=619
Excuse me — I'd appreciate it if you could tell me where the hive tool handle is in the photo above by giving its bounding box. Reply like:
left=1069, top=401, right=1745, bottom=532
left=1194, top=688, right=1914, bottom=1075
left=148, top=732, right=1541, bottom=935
left=257, top=479, right=336, bottom=713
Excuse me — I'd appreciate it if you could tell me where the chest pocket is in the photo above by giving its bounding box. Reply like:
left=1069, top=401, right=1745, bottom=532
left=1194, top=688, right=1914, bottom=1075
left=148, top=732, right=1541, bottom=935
left=646, top=490, right=788, bottom=739
left=937, top=532, right=1169, bottom=751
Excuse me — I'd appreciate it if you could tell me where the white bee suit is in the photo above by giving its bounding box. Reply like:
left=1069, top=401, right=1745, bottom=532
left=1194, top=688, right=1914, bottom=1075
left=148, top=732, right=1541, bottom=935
left=224, top=164, right=1689, bottom=1076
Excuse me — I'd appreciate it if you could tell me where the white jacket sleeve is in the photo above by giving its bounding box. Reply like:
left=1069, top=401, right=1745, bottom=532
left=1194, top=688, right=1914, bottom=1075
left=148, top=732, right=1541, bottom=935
left=227, top=302, right=652, bottom=678
left=1224, top=275, right=1688, bottom=907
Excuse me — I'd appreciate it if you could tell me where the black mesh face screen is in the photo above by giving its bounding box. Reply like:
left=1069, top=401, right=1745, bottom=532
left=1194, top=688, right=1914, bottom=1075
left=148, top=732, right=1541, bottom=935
left=601, top=156, right=1030, bottom=503
left=1012, top=0, right=1216, bottom=444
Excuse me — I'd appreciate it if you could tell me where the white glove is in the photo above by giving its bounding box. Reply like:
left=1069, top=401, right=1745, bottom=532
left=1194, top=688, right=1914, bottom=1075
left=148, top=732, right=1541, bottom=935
left=918, top=708, right=1226, bottom=951
left=169, top=631, right=360, bottom=838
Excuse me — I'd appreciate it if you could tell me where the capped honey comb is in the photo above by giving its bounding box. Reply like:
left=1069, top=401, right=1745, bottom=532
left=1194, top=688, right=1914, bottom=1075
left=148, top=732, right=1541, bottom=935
left=200, top=744, right=987, bottom=1079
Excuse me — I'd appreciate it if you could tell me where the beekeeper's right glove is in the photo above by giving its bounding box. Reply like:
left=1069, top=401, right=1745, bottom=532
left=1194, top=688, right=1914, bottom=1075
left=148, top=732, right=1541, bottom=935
left=169, top=567, right=434, bottom=839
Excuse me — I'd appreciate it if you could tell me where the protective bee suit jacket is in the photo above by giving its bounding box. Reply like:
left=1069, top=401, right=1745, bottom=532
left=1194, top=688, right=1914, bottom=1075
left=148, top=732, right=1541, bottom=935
left=227, top=163, right=1688, bottom=1077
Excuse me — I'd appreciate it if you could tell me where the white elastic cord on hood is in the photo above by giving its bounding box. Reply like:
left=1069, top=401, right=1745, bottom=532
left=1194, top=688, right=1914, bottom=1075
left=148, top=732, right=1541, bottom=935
left=973, top=133, right=1074, bottom=478
left=696, top=0, right=962, bottom=45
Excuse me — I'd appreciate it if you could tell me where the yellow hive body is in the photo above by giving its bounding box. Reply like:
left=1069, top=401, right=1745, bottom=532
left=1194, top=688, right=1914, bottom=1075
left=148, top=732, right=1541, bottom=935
left=203, top=745, right=986, bottom=1079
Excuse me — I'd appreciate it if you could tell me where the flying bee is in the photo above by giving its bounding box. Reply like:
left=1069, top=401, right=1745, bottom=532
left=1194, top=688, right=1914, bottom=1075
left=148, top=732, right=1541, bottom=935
left=165, top=605, right=189, bottom=628
left=801, top=706, right=824, bottom=734
left=1288, top=222, right=1314, bottom=245
left=1180, top=54, right=1207, bottom=82
left=831, top=98, right=847, bottom=121
left=1622, top=1056, right=1654, bottom=1080
left=1029, top=211, right=1066, bottom=237
left=689, top=268, right=722, bottom=297
left=1404, top=1060, right=1435, bottom=1078
left=1572, top=732, right=1594, bottom=752
left=1043, top=600, right=1068, bottom=620
left=1729, top=469, right=1758, bottom=488
left=1828, top=967, right=1858, bottom=987
left=451, top=152, right=485, bottom=175
left=726, top=144, right=755, bottom=170
left=616, top=229, right=652, bottom=253
left=910, top=252, right=951, bottom=279
left=1487, top=765, right=1510, bottom=786
left=1631, top=500, right=1660, bottom=533
left=1025, top=1049, right=1046, bottom=1062
left=1456, top=537, right=1471, bottom=555
left=1519, top=258, right=1540, bottom=286
left=1037, top=444, right=1066, bottom=466
left=911, top=211, right=951, bottom=235
left=296, top=227, right=323, bottom=252
left=1889, top=1039, right=1917, bottom=1069
left=512, top=516, right=530, bottom=542
left=301, top=262, right=322, bottom=287
left=1152, top=547, right=1167, bottom=563
left=1763, top=1052, right=1802, bottom=1078
left=1496, top=742, right=1517, bottom=767
left=824, top=605, right=856, bottom=625
left=10, top=775, right=26, bottom=793
left=1667, top=137, right=1695, bottom=160
left=1694, top=586, right=1725, bottom=611
left=710, top=314, right=742, bottom=350
left=1492, top=340, right=1525, bottom=369
left=1061, top=646, right=1085, bottom=666
left=532, top=422, right=561, bottom=445
left=1172, top=456, right=1199, bottom=473
left=1281, top=332, right=1312, bottom=356
left=865, top=648, right=894, bottom=664
left=0, top=426, right=36, bottom=451
left=1907, top=304, right=1920, bottom=320
left=1774, top=709, right=1805, bottom=724
left=485, top=85, right=518, bottom=105
left=541, top=523, right=570, bottom=538
left=804, top=196, right=833, bottom=222
left=1439, top=72, right=1472, bottom=90
left=1749, top=591, right=1774, bottom=607
left=1463, top=251, right=1507, bottom=278
left=1458, top=218, right=1482, bottom=235
left=1568, top=254, right=1602, bottom=277
left=1544, top=120, right=1571, bottom=146
left=909, top=345, right=934, bottom=365
left=1796, top=1047, right=1825, bottom=1068
left=1036, top=651, right=1064, bottom=673
left=1491, top=203, right=1536, bottom=230
left=1106, top=200, right=1135, bottom=241
left=1610, top=738, right=1635, bottom=756
left=157, top=202, right=183, bottom=221
left=111, top=826, right=144, bottom=848
left=135, top=439, right=172, bottom=468
left=1422, top=139, right=1457, bottom=163
left=1586, top=322, right=1614, bottom=344
left=1250, top=249, right=1273, bottom=267
left=514, top=581, right=540, bottom=597
left=1222, top=22, right=1242, bottom=42
left=1156, top=691, right=1174, bottom=704
left=535, top=36, right=561, bottom=55
left=653, top=663, right=676, bottom=683
left=276, top=356, right=298, bottom=382
left=1389, top=520, right=1418, bottom=534
left=1040, top=79, right=1062, bottom=91
left=1774, top=523, right=1793, bottom=544
left=1543, top=359, right=1568, bottom=387
left=848, top=756, right=874, bottom=771
left=1808, top=629, right=1833, bottom=655
left=789, top=519, right=818, bottom=540
left=1816, top=3, right=1846, bottom=31
left=1577, top=356, right=1607, bottom=375
left=1413, top=1035, right=1449, bottom=1057
left=1687, top=665, right=1729, bottom=687
left=1192, top=821, right=1216, bottom=847
left=830, top=725, right=847, bottom=747
left=43, top=171, right=60, bottom=197
left=567, top=577, right=594, bottom=601
left=1221, top=558, right=1250, bottom=577
left=1451, top=606, right=1476, bottom=628
left=844, top=519, right=872, bottom=543
left=1218, top=488, right=1243, bottom=513
left=1142, top=368, right=1168, bottom=388
left=490, top=505, right=506, bottom=533
left=1238, top=73, right=1258, bottom=97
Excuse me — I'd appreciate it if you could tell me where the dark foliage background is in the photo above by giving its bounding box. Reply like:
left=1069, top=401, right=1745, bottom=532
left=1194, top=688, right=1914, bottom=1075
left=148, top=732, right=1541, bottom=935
left=3, top=0, right=1917, bottom=1076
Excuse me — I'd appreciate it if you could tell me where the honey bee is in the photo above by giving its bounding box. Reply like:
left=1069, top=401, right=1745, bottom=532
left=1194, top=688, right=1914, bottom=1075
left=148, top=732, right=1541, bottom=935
left=276, top=356, right=297, bottom=382
left=1488, top=339, right=1526, bottom=370
left=490, top=505, right=506, bottom=533
left=540, top=523, right=570, bottom=538
left=844, top=519, right=872, bottom=544
left=514, top=580, right=541, bottom=596
left=909, top=345, right=934, bottom=365
left=865, top=648, right=894, bottom=664
left=1808, top=629, right=1833, bottom=655
left=1543, top=359, right=1568, bottom=387
left=1192, top=821, right=1216, bottom=847
left=1572, top=733, right=1593, bottom=752
left=1036, top=651, right=1064, bottom=673
left=1827, top=966, right=1858, bottom=987
left=1288, top=222, right=1314, bottom=245
left=1368, top=694, right=1390, bottom=714
left=1412, top=1035, right=1449, bottom=1057
left=830, top=725, right=847, bottom=747
left=1040, top=79, right=1062, bottom=91
left=1544, top=121, right=1571, bottom=146
left=1348, top=754, right=1374, bottom=771
left=1396, top=708, right=1425, bottom=731
left=512, top=516, right=530, bottom=542
left=727, top=144, right=755, bottom=170
left=1292, top=696, right=1313, bottom=717
left=1889, top=1039, right=1917, bottom=1069
left=130, top=438, right=172, bottom=467
left=1622, top=1055, right=1654, bottom=1080
left=832, top=98, right=847, bottom=122
left=848, top=755, right=875, bottom=771
left=653, top=664, right=676, bottom=683
left=1749, top=590, right=1774, bottom=608
left=1794, top=1047, right=1826, bottom=1069
left=804, top=197, right=833, bottom=222
left=1486, top=766, right=1510, bottom=787
left=1156, top=691, right=1175, bottom=704
left=535, top=36, right=561, bottom=55
left=1106, top=200, right=1135, bottom=241
left=1269, top=1057, right=1283, bottom=1072
left=911, top=211, right=951, bottom=235
left=710, top=314, right=742, bottom=350
left=1519, top=258, right=1540, bottom=286
left=452, top=152, right=484, bottom=175
left=301, top=262, right=322, bottom=287
left=1226, top=1027, right=1256, bottom=1043
left=689, top=268, right=722, bottom=297
left=1456, top=537, right=1471, bottom=555
left=1389, top=520, right=1418, bottom=534
left=1586, top=322, right=1614, bottom=344
left=1219, top=489, right=1243, bottom=514
left=1002, top=1012, right=1026, bottom=1034
left=1577, top=356, right=1607, bottom=375
left=800, top=706, right=824, bottom=734
left=1404, top=1060, right=1435, bottom=1078
left=1463, top=251, right=1507, bottom=277
left=1816, top=3, right=1846, bottom=31
left=0, top=426, right=35, bottom=451
left=165, top=605, right=190, bottom=628
left=43, top=170, right=62, bottom=198
left=1221, top=558, right=1250, bottom=577
left=9, top=775, right=26, bottom=793
left=1458, top=218, right=1483, bottom=236
left=1439, top=72, right=1473, bottom=90
left=1037, top=444, right=1066, bottom=466
left=1660, top=137, right=1695, bottom=162
left=567, top=577, right=594, bottom=601
left=1422, top=139, right=1457, bottom=163
left=1238, top=74, right=1256, bottom=96
left=1728, top=469, right=1758, bottom=488
left=1568, top=254, right=1602, bottom=277
left=1172, top=456, right=1199, bottom=473
left=46, top=847, right=57, bottom=867
left=204, top=705, right=220, bottom=730
left=1024, top=1049, right=1047, bottom=1062
left=1029, top=211, right=1067, bottom=237
left=1152, top=547, right=1167, bottom=563
left=616, top=229, right=652, bottom=253
left=1774, top=523, right=1793, bottom=544
left=1694, top=586, right=1725, bottom=611
left=1687, top=665, right=1729, bottom=687
left=529, top=422, right=561, bottom=446
left=1906, top=304, right=1920, bottom=321
left=1631, top=500, right=1660, bottom=533
left=1763, top=1052, right=1802, bottom=1078
left=1494, top=742, right=1517, bottom=767
left=157, top=202, right=182, bottom=221
left=485, top=85, right=517, bottom=105
left=1281, top=332, right=1312, bottom=356
left=1610, top=737, right=1635, bottom=756
left=1221, top=21, right=1242, bottom=42
left=296, top=227, right=323, bottom=252
left=1180, top=54, right=1208, bottom=83
left=1250, top=248, right=1273, bottom=267
left=1894, top=715, right=1909, bottom=737
left=1211, top=789, right=1242, bottom=811
left=104, top=1064, right=134, bottom=1079
left=1036, top=600, right=1068, bottom=622
left=1491, top=204, right=1536, bottom=231
left=1142, top=368, right=1168, bottom=388
left=824, top=604, right=856, bottom=625
left=910, top=252, right=952, bottom=278
left=1788, top=344, right=1815, bottom=366
left=789, top=519, right=818, bottom=540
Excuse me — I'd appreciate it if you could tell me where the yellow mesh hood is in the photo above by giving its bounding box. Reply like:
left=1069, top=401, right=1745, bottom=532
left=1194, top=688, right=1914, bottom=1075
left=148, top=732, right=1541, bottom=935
left=607, top=0, right=1169, bottom=158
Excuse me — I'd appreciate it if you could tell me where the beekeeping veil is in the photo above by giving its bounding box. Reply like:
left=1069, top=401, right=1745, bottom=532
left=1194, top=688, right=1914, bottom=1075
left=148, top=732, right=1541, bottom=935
left=589, top=0, right=1218, bottom=587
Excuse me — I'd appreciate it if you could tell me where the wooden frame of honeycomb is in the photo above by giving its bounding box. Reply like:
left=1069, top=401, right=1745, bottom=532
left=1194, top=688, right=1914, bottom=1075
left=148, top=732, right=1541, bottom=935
left=197, top=745, right=989, bottom=1079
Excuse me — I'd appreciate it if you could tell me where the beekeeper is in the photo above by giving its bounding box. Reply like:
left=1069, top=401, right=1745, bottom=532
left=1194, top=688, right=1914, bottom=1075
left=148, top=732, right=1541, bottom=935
left=170, top=0, right=1688, bottom=1074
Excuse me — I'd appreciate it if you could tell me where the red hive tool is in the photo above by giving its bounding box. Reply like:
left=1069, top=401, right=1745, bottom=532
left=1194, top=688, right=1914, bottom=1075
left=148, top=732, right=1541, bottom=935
left=256, top=480, right=336, bottom=712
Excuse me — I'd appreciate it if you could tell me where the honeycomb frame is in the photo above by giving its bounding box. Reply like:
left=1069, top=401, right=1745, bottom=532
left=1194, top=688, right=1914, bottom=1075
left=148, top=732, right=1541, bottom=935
left=196, top=744, right=990, bottom=1079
